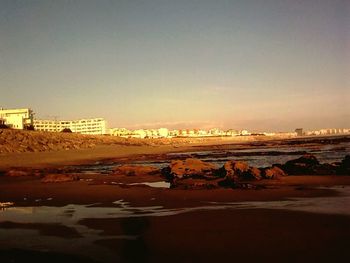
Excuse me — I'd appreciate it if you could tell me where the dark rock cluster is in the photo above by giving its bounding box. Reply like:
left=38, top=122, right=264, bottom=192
left=112, top=165, right=160, bottom=176
left=160, top=158, right=286, bottom=189
left=161, top=154, right=350, bottom=189
left=2, top=154, right=349, bottom=188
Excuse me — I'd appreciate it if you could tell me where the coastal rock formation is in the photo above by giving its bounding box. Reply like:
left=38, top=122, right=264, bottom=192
left=282, top=154, right=339, bottom=175
left=41, top=174, right=79, bottom=183
left=282, top=154, right=320, bottom=175
left=5, top=169, right=42, bottom=177
left=215, top=160, right=262, bottom=188
left=112, top=165, right=160, bottom=176
left=167, top=158, right=218, bottom=179
left=336, top=155, right=350, bottom=175
left=170, top=178, right=222, bottom=190
left=262, top=166, right=287, bottom=179
left=161, top=158, right=220, bottom=189
left=221, top=160, right=262, bottom=181
left=5, top=169, right=32, bottom=177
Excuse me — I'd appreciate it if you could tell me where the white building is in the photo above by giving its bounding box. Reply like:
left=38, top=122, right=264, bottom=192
left=158, top=128, right=169, bottom=138
left=109, top=128, right=132, bottom=137
left=34, top=118, right=107, bottom=135
left=0, top=108, right=34, bottom=129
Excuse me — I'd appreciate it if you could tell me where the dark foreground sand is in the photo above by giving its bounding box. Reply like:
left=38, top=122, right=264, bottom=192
left=1, top=136, right=350, bottom=262
left=1, top=175, right=350, bottom=262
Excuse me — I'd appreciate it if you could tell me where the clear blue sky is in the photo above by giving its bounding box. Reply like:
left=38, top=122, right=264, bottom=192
left=1, top=0, right=349, bottom=131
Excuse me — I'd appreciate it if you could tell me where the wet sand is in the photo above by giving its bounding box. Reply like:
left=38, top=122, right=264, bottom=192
left=85, top=209, right=350, bottom=262
left=1, top=176, right=350, bottom=262
left=1, top=175, right=350, bottom=207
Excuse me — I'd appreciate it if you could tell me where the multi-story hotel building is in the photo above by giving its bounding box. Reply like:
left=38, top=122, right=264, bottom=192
left=0, top=108, right=34, bottom=129
left=34, top=118, right=107, bottom=135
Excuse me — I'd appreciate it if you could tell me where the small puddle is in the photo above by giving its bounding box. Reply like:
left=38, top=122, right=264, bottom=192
left=129, top=181, right=170, bottom=188
left=107, top=181, right=170, bottom=188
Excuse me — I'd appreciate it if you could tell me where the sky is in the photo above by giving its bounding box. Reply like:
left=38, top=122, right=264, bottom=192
left=0, top=0, right=349, bottom=132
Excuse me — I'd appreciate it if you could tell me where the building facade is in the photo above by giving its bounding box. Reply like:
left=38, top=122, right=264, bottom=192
left=34, top=118, right=107, bottom=135
left=0, top=108, right=34, bottom=129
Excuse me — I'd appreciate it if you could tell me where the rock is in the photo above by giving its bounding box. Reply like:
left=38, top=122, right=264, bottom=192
left=312, top=163, right=337, bottom=175
left=336, top=155, right=350, bottom=175
left=171, top=178, right=222, bottom=190
left=167, top=158, right=218, bottom=179
left=221, top=160, right=261, bottom=181
left=5, top=169, right=32, bottom=177
left=161, top=158, right=219, bottom=188
left=113, top=165, right=160, bottom=176
left=247, top=167, right=262, bottom=180
left=263, top=166, right=287, bottom=179
left=282, top=154, right=320, bottom=175
left=41, top=174, right=79, bottom=183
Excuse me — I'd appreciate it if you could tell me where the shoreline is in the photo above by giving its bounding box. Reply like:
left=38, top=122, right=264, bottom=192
left=1, top=134, right=349, bottom=169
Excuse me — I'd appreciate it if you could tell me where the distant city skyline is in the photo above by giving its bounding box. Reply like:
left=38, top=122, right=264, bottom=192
left=1, top=0, right=349, bottom=132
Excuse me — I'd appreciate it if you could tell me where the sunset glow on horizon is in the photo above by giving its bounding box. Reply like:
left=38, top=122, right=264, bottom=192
left=1, top=0, right=349, bottom=132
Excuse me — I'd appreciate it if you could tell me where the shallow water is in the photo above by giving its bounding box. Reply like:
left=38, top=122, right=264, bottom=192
left=1, top=187, right=350, bottom=223
left=166, top=142, right=350, bottom=167
left=67, top=141, right=350, bottom=174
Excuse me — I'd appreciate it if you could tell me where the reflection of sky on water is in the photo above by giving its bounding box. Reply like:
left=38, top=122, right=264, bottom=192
left=2, top=187, right=350, bottom=224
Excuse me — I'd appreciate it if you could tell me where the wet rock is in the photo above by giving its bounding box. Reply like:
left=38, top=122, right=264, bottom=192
left=247, top=167, right=262, bottom=180
left=5, top=169, right=32, bottom=177
left=312, top=163, right=337, bottom=175
left=161, top=158, right=219, bottom=188
left=282, top=154, right=320, bottom=175
left=112, top=165, right=160, bottom=176
left=167, top=158, right=218, bottom=179
left=263, top=166, right=287, bottom=179
left=41, top=174, right=79, bottom=183
left=336, top=155, right=350, bottom=175
left=221, top=160, right=262, bottom=181
left=217, top=177, right=236, bottom=188
left=171, top=178, right=222, bottom=190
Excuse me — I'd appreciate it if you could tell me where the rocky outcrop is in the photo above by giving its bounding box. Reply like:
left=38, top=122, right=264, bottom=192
left=170, top=178, right=222, bottom=190
left=221, top=160, right=262, bottom=181
left=282, top=154, right=339, bottom=175
left=167, top=158, right=218, bottom=179
left=161, top=158, right=220, bottom=189
left=262, top=166, right=287, bottom=179
left=112, top=165, right=160, bottom=176
left=336, top=155, right=350, bottom=175
left=5, top=168, right=42, bottom=177
left=215, top=160, right=262, bottom=188
left=41, top=174, right=79, bottom=183
left=282, top=154, right=320, bottom=175
left=5, top=170, right=32, bottom=177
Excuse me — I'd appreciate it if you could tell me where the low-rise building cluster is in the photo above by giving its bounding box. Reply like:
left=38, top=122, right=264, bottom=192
left=0, top=108, right=106, bottom=135
left=305, top=128, right=350, bottom=136
left=1, top=107, right=349, bottom=138
left=109, top=127, right=253, bottom=138
left=34, top=118, right=107, bottom=135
